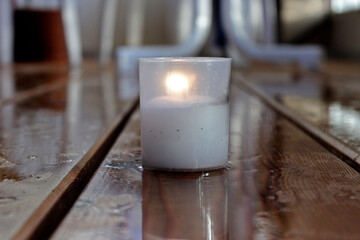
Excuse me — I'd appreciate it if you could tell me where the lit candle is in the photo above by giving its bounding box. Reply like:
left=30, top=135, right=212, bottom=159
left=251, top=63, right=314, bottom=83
left=140, top=57, right=231, bottom=171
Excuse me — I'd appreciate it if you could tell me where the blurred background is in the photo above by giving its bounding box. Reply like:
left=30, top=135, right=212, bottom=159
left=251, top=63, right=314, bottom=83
left=1, top=0, right=360, bottom=67
left=52, top=0, right=360, bottom=58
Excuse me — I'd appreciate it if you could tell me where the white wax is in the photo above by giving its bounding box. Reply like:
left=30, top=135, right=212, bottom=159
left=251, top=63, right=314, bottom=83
left=141, top=95, right=229, bottom=170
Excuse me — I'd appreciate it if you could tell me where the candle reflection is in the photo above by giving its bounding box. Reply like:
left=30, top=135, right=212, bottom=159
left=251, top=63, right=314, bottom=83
left=101, top=70, right=117, bottom=123
left=66, top=70, right=82, bottom=124
left=0, top=67, right=15, bottom=130
left=142, top=170, right=228, bottom=240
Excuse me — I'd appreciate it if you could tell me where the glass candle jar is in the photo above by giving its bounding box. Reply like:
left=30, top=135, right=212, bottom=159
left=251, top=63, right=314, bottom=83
left=139, top=57, right=231, bottom=171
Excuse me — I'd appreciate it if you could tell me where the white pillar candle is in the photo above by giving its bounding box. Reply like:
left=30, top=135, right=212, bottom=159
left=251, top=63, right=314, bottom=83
left=139, top=57, right=231, bottom=171
left=141, top=96, right=229, bottom=170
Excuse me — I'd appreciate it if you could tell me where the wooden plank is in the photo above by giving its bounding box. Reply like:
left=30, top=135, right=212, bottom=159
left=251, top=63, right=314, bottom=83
left=52, top=81, right=360, bottom=239
left=0, top=64, right=67, bottom=103
left=241, top=64, right=360, bottom=171
left=0, top=62, right=100, bottom=107
left=52, top=110, right=143, bottom=240
left=0, top=67, right=138, bottom=240
left=0, top=71, right=67, bottom=107
left=279, top=79, right=360, bottom=153
left=236, top=72, right=360, bottom=171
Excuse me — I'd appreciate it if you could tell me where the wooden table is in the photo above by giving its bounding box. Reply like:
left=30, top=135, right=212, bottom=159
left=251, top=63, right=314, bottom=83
left=1, top=61, right=360, bottom=240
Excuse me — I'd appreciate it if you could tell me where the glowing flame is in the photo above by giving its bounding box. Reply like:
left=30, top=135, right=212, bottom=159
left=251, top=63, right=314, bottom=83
left=166, top=72, right=189, bottom=95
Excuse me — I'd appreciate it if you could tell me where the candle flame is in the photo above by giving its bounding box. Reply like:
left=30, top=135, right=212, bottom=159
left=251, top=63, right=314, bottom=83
left=166, top=72, right=189, bottom=95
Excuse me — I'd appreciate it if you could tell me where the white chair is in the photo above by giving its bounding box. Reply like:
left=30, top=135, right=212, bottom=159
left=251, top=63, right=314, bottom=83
left=61, top=0, right=82, bottom=68
left=116, top=0, right=212, bottom=75
left=221, top=0, right=323, bottom=70
left=99, top=0, right=146, bottom=65
left=0, top=0, right=13, bottom=64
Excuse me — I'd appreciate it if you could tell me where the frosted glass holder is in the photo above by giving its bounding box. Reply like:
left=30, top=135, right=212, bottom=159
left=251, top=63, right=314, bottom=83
left=139, top=57, right=231, bottom=171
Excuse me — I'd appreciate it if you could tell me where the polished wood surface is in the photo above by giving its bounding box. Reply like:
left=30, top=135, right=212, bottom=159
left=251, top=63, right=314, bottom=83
left=237, top=73, right=360, bottom=172
left=2, top=61, right=360, bottom=240
left=0, top=63, right=100, bottom=107
left=52, top=111, right=143, bottom=240
left=243, top=62, right=360, bottom=171
left=0, top=65, right=67, bottom=105
left=52, top=77, right=360, bottom=239
left=0, top=63, right=137, bottom=239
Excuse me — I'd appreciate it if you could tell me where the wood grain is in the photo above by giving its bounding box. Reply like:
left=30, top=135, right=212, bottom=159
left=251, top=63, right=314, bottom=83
left=0, top=67, right=138, bottom=240
left=52, top=81, right=360, bottom=239
left=235, top=72, right=360, bottom=171
left=241, top=62, right=360, bottom=171
left=52, top=110, right=143, bottom=240
left=0, top=65, right=68, bottom=103
left=0, top=62, right=101, bottom=107
left=278, top=74, right=360, bottom=154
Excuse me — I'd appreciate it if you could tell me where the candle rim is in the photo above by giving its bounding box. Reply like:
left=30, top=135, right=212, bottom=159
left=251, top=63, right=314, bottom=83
left=139, top=57, right=231, bottom=63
